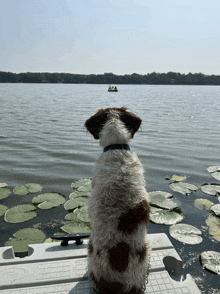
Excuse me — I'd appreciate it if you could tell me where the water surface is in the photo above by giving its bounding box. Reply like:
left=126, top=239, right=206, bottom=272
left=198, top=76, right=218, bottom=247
left=0, top=84, right=220, bottom=292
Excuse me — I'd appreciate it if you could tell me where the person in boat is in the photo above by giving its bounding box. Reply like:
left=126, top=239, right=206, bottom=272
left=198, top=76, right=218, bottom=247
left=108, top=85, right=111, bottom=90
left=115, top=86, right=117, bottom=90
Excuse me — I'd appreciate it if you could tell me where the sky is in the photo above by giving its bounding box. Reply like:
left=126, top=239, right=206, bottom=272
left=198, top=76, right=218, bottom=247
left=1, top=0, right=220, bottom=75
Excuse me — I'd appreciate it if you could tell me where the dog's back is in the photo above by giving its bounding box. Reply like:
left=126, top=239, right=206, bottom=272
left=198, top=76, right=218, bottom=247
left=85, top=108, right=150, bottom=294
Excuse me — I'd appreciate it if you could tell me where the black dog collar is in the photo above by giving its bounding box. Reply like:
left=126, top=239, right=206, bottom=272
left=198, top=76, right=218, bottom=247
left=103, top=144, right=130, bottom=153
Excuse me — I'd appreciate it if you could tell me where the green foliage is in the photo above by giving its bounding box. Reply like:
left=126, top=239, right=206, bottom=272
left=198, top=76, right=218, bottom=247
left=149, top=194, right=181, bottom=210
left=4, top=204, right=37, bottom=223
left=205, top=216, right=220, bottom=242
left=150, top=209, right=184, bottom=225
left=166, top=175, right=187, bottom=182
left=71, top=179, right=92, bottom=189
left=1, top=71, right=220, bottom=85
left=0, top=204, right=8, bottom=217
left=4, top=228, right=46, bottom=253
left=201, top=184, right=220, bottom=196
left=194, top=199, right=214, bottom=211
left=200, top=251, right=220, bottom=275
left=61, top=221, right=91, bottom=234
left=32, top=193, right=66, bottom=209
left=169, top=182, right=198, bottom=195
left=13, top=186, right=29, bottom=196
left=169, top=224, right=203, bottom=245
left=0, top=183, right=7, bottom=188
left=0, top=188, right=11, bottom=200
left=25, top=183, right=43, bottom=194
left=210, top=204, right=220, bottom=217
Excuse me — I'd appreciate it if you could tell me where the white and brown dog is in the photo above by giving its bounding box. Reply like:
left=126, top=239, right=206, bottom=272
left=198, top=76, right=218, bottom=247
left=85, top=107, right=150, bottom=294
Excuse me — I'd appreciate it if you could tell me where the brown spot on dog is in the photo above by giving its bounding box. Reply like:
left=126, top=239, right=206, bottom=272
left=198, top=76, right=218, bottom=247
left=119, top=108, right=142, bottom=138
left=118, top=200, right=150, bottom=234
left=85, top=107, right=142, bottom=139
left=90, top=273, right=125, bottom=294
left=88, top=239, right=93, bottom=255
left=127, top=286, right=144, bottom=294
left=108, top=242, right=131, bottom=272
left=136, top=243, right=147, bottom=263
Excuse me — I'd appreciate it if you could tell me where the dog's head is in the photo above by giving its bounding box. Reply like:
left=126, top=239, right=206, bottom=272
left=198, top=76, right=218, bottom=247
left=85, top=107, right=142, bottom=140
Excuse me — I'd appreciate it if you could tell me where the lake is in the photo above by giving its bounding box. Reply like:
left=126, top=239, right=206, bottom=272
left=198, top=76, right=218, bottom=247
left=0, top=83, right=220, bottom=293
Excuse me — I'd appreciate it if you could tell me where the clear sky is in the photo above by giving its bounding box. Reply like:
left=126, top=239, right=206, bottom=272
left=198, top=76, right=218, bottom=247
left=1, top=0, right=220, bottom=75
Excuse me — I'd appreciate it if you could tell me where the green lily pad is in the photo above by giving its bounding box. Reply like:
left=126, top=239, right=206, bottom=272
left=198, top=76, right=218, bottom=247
left=4, top=228, right=46, bottom=252
left=25, top=183, right=43, bottom=194
left=211, top=172, right=220, bottom=181
left=0, top=183, right=7, bottom=188
left=169, top=182, right=198, bottom=195
left=200, top=251, right=220, bottom=275
left=167, top=175, right=187, bottom=182
left=169, top=224, right=203, bottom=244
left=64, top=197, right=88, bottom=211
left=61, top=221, right=91, bottom=234
left=4, top=204, right=37, bottom=223
left=71, top=179, right=92, bottom=189
left=77, top=184, right=92, bottom=193
left=194, top=199, right=214, bottom=211
left=69, top=190, right=90, bottom=199
left=65, top=212, right=78, bottom=221
left=0, top=188, right=11, bottom=200
left=149, top=191, right=173, bottom=199
left=75, top=206, right=90, bottom=223
left=149, top=194, right=181, bottom=210
left=201, top=184, right=220, bottom=196
left=210, top=204, right=220, bottom=217
left=150, top=209, right=184, bottom=225
left=0, top=204, right=8, bottom=217
left=13, top=186, right=29, bottom=196
left=207, top=166, right=220, bottom=173
left=205, top=216, right=220, bottom=242
left=32, top=193, right=66, bottom=209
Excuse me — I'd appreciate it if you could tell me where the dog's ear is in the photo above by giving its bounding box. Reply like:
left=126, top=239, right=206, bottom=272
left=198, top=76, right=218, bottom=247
left=85, top=109, right=108, bottom=139
left=120, top=108, right=142, bottom=138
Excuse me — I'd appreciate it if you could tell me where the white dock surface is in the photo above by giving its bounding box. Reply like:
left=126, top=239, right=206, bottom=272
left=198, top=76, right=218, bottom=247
left=0, top=233, right=201, bottom=293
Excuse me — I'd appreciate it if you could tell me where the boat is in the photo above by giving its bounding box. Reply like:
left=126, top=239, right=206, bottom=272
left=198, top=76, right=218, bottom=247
left=108, top=86, right=118, bottom=92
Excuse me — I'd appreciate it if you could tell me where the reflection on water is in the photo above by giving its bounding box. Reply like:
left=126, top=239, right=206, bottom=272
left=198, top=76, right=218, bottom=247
left=0, top=84, right=220, bottom=292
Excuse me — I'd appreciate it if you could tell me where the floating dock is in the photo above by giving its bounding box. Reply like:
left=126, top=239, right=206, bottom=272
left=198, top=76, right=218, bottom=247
left=0, top=233, right=201, bottom=293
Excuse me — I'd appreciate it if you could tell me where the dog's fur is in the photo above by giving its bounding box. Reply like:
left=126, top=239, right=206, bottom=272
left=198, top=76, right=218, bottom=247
left=85, top=107, right=150, bottom=294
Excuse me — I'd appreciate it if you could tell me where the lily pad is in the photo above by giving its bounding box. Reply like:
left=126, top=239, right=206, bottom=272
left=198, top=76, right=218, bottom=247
left=69, top=190, right=90, bottom=199
left=200, top=251, right=220, bottom=275
left=77, top=184, right=92, bottom=193
left=0, top=183, right=7, bottom=188
left=150, top=194, right=181, bottom=210
left=4, top=204, right=37, bottom=223
left=71, top=179, right=92, bottom=189
left=4, top=228, right=46, bottom=252
left=13, top=186, right=29, bottom=196
left=169, top=224, right=203, bottom=244
left=32, top=193, right=66, bottom=209
left=150, top=209, right=184, bottom=225
left=25, top=183, right=43, bottom=194
left=75, top=206, right=90, bottom=223
left=205, top=216, right=220, bottom=242
left=211, top=172, right=220, bottom=181
left=194, top=199, right=214, bottom=211
left=61, top=221, right=91, bottom=234
left=167, top=175, right=187, bottom=182
left=0, top=204, right=8, bottom=217
left=65, top=212, right=78, bottom=221
left=207, top=166, right=220, bottom=173
left=0, top=188, right=11, bottom=200
left=210, top=204, right=220, bottom=217
left=64, top=197, right=88, bottom=211
left=201, top=184, right=220, bottom=196
left=149, top=191, right=173, bottom=199
left=169, top=182, right=198, bottom=195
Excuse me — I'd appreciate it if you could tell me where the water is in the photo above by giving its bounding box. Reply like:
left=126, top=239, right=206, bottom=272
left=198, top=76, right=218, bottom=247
left=0, top=83, right=220, bottom=292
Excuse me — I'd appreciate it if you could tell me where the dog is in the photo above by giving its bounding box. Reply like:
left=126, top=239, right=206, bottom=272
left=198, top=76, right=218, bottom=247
left=85, top=107, right=150, bottom=294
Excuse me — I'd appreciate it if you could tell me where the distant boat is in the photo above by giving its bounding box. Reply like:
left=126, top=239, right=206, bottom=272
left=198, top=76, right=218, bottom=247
left=108, top=86, right=118, bottom=92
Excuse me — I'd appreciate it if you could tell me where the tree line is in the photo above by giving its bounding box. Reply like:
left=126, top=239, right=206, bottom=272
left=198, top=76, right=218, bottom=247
left=1, top=71, right=220, bottom=85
